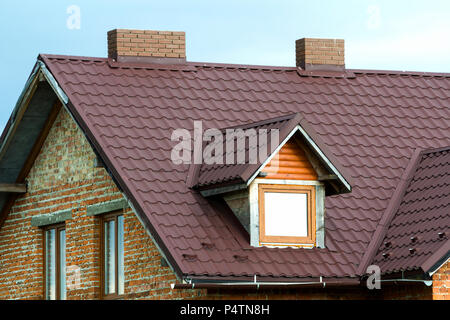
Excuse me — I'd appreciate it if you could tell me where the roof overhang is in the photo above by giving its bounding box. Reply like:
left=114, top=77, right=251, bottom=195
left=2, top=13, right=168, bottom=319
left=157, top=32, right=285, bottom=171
left=0, top=60, right=68, bottom=227
left=0, top=60, right=68, bottom=160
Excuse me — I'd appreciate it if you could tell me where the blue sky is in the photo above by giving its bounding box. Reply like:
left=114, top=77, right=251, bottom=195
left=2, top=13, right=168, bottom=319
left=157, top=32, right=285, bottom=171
left=1, top=0, right=449, bottom=130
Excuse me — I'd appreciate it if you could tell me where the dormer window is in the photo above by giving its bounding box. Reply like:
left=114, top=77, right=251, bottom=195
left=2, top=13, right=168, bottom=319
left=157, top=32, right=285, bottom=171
left=189, top=113, right=352, bottom=250
left=248, top=137, right=327, bottom=248
left=258, top=184, right=315, bottom=246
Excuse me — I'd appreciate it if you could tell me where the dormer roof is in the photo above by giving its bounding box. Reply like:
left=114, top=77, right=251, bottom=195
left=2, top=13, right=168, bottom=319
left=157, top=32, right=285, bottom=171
left=188, top=113, right=352, bottom=196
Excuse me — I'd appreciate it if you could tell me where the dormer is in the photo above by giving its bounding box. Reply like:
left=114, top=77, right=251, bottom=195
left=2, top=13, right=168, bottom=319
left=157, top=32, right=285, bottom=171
left=187, top=113, right=352, bottom=249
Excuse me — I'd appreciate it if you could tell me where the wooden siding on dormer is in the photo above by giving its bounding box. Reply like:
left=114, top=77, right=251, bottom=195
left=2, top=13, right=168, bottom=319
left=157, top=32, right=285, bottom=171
left=261, top=140, right=318, bottom=180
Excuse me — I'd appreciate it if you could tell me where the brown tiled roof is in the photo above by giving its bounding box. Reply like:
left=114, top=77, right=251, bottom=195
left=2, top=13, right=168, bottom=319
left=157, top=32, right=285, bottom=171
left=371, top=146, right=450, bottom=275
left=193, top=114, right=293, bottom=188
left=38, top=54, right=450, bottom=281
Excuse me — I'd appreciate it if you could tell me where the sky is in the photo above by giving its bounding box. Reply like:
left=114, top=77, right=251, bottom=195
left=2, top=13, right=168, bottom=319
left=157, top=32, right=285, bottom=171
left=0, top=0, right=449, bottom=130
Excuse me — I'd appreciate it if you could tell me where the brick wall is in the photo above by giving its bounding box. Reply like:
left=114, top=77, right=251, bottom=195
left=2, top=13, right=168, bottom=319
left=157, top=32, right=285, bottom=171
left=432, top=260, right=449, bottom=300
left=107, top=29, right=186, bottom=60
left=0, top=107, right=202, bottom=300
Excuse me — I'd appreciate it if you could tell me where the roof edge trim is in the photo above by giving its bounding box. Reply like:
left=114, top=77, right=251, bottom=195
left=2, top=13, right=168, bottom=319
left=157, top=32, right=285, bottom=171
left=0, top=59, right=69, bottom=162
left=246, top=123, right=299, bottom=186
left=37, top=60, right=69, bottom=105
left=422, top=240, right=450, bottom=275
left=200, top=183, right=247, bottom=197
left=33, top=54, right=450, bottom=77
left=246, top=124, right=351, bottom=192
left=0, top=62, right=41, bottom=160
left=296, top=125, right=351, bottom=192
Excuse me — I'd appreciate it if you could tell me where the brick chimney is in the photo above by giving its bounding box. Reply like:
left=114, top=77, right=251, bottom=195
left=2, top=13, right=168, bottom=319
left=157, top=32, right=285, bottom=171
left=107, top=29, right=186, bottom=63
left=296, top=38, right=344, bottom=71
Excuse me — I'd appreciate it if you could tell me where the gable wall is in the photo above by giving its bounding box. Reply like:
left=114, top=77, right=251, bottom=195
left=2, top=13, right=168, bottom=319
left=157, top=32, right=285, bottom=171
left=261, top=140, right=318, bottom=180
left=0, top=107, right=202, bottom=300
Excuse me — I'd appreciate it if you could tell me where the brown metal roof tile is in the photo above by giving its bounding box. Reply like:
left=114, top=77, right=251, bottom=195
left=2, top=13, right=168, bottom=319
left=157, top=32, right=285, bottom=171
left=370, top=147, right=450, bottom=274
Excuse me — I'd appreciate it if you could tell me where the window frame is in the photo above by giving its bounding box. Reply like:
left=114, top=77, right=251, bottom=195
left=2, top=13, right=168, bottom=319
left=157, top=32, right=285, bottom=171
left=42, top=223, right=66, bottom=300
left=258, top=184, right=316, bottom=245
left=100, top=210, right=124, bottom=300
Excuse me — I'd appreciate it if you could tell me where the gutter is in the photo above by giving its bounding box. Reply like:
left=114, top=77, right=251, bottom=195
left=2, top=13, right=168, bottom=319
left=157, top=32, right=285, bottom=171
left=378, top=279, right=433, bottom=286
left=171, top=276, right=361, bottom=290
left=171, top=278, right=434, bottom=290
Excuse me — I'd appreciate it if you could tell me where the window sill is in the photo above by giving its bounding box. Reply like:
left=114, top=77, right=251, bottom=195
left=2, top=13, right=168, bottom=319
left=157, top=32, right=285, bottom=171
left=259, top=242, right=315, bottom=249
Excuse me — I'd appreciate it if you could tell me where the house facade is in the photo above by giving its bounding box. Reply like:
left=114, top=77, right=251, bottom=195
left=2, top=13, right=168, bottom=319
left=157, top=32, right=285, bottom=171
left=0, top=29, right=448, bottom=300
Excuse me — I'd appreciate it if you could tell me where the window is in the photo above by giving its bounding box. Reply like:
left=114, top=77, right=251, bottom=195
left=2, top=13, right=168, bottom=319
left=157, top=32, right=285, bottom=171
left=44, top=224, right=66, bottom=300
left=259, top=184, right=315, bottom=245
left=101, top=211, right=124, bottom=298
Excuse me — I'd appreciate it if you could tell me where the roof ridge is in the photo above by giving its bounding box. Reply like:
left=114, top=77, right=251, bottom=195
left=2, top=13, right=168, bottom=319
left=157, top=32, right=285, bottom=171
left=39, top=53, right=107, bottom=63
left=421, top=239, right=450, bottom=274
left=187, top=61, right=297, bottom=71
left=348, top=68, right=450, bottom=78
left=40, top=53, right=450, bottom=77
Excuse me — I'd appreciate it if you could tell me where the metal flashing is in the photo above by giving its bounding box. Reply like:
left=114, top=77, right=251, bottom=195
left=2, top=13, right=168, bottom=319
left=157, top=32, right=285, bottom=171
left=37, top=60, right=69, bottom=105
left=247, top=125, right=351, bottom=192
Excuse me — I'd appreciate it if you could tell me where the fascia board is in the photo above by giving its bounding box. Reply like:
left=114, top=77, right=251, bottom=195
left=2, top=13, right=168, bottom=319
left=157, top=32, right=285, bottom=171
left=0, top=62, right=41, bottom=160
